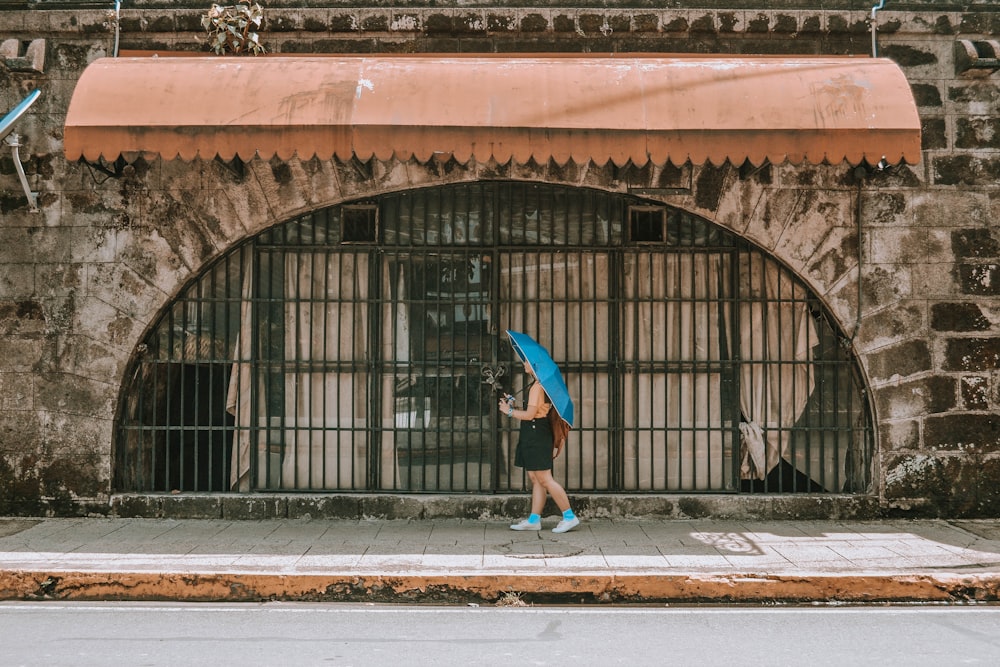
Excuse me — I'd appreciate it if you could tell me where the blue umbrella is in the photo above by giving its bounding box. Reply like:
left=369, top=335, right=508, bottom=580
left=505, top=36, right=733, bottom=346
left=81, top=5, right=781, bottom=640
left=506, top=330, right=574, bottom=428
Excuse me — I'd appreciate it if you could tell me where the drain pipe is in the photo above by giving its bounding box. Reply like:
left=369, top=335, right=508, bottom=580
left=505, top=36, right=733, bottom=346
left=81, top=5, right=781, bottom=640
left=849, top=170, right=866, bottom=345
left=870, top=0, right=886, bottom=57
left=113, top=0, right=121, bottom=57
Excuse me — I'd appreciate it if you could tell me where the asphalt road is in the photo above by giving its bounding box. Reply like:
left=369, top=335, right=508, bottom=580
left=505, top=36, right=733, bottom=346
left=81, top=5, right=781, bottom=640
left=3, top=602, right=1000, bottom=666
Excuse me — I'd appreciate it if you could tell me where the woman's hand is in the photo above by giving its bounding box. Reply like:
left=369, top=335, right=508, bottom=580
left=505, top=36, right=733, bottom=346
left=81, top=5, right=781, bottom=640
left=498, top=396, right=515, bottom=418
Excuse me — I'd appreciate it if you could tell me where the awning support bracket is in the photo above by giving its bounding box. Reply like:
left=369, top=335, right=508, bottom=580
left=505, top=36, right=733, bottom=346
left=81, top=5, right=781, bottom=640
left=81, top=155, right=128, bottom=183
left=4, top=133, right=39, bottom=212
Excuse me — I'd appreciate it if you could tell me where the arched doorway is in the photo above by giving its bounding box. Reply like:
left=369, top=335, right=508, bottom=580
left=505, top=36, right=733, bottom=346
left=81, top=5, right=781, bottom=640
left=115, top=181, right=872, bottom=495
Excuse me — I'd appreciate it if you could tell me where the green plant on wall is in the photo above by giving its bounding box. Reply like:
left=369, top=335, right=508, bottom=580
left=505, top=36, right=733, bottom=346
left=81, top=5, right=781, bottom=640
left=201, top=2, right=266, bottom=55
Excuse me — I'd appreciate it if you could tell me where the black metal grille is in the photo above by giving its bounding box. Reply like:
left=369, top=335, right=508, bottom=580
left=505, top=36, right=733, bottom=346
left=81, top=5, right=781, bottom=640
left=116, top=182, right=872, bottom=495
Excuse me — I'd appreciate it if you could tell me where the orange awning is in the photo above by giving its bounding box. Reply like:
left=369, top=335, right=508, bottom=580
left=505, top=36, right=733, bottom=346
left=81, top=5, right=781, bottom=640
left=63, top=54, right=921, bottom=166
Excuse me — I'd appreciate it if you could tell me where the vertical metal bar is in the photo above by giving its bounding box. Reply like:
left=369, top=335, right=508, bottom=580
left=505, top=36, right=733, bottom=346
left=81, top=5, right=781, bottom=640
left=368, top=247, right=381, bottom=492
left=322, top=241, right=332, bottom=489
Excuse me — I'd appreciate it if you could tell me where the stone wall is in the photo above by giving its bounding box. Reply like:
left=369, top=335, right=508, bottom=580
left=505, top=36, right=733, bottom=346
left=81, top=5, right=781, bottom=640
left=0, top=1, right=998, bottom=517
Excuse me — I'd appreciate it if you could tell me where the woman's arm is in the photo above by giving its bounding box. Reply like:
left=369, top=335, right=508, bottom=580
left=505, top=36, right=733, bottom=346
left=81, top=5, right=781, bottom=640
left=497, top=383, right=545, bottom=421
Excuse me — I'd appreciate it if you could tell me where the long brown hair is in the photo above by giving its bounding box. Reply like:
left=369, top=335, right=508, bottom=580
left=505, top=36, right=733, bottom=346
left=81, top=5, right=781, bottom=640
left=541, top=388, right=570, bottom=458
left=548, top=409, right=570, bottom=459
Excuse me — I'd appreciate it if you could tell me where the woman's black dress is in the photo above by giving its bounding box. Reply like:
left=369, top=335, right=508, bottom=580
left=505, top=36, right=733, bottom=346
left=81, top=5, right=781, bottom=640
left=514, top=399, right=554, bottom=472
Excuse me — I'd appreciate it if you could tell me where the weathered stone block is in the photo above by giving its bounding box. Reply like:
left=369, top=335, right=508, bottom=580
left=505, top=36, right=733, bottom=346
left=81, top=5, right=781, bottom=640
left=956, top=117, right=1000, bottom=149
left=933, top=155, right=1000, bottom=187
left=717, top=12, right=740, bottom=33
left=34, top=372, right=114, bottom=416
left=802, top=225, right=856, bottom=289
left=159, top=494, right=223, bottom=519
left=633, top=13, right=659, bottom=33
left=976, top=456, right=1000, bottom=516
left=486, top=13, right=515, bottom=33
left=689, top=13, right=716, bottom=34
left=289, top=495, right=360, bottom=519
left=773, top=14, right=797, bottom=33
left=222, top=495, right=288, bottom=520
left=519, top=13, right=548, bottom=33
left=360, top=14, right=388, bottom=32
left=944, top=337, right=1000, bottom=371
left=879, top=419, right=920, bottom=451
left=0, top=372, right=33, bottom=410
left=827, top=14, right=870, bottom=35
left=858, top=304, right=924, bottom=350
left=267, top=13, right=303, bottom=32
left=870, top=228, right=949, bottom=264
left=959, top=264, right=1000, bottom=296
left=882, top=44, right=938, bottom=67
left=948, top=82, right=1000, bottom=106
left=961, top=375, right=989, bottom=410
left=662, top=15, right=689, bottom=33
left=552, top=14, right=575, bottom=33
left=746, top=12, right=770, bottom=33
left=421, top=496, right=503, bottom=520
left=921, top=118, right=947, bottom=150
left=798, top=15, right=821, bottom=34
left=328, top=13, right=358, bottom=33
left=958, top=12, right=1000, bottom=35
left=607, top=495, right=671, bottom=519
left=911, top=262, right=956, bottom=299
left=875, top=375, right=956, bottom=419
left=883, top=453, right=964, bottom=500
left=952, top=229, right=1000, bottom=259
left=299, top=12, right=329, bottom=33
left=578, top=13, right=605, bottom=35
left=932, top=302, right=991, bottom=332
left=924, top=413, right=1000, bottom=450
left=693, top=162, right=730, bottom=212
left=914, top=189, right=992, bottom=227
left=863, top=191, right=908, bottom=226
left=111, top=494, right=162, bottom=518
left=867, top=339, right=932, bottom=381
left=0, top=300, right=46, bottom=335
left=360, top=495, right=425, bottom=520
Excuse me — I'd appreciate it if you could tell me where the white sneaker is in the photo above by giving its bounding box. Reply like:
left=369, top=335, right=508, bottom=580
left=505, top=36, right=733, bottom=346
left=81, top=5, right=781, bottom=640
left=552, top=517, right=580, bottom=533
left=510, top=519, right=542, bottom=531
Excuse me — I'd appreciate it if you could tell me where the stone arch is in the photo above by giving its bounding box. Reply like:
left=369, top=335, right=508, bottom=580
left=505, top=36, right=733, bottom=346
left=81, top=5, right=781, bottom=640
left=113, top=175, right=874, bottom=496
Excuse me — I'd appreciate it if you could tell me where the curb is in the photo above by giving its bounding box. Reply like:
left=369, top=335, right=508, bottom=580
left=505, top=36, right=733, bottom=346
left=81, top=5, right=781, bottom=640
left=4, top=570, right=1000, bottom=605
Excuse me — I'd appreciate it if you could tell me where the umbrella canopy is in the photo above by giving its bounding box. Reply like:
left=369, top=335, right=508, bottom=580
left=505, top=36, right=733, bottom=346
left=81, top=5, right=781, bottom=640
left=506, top=330, right=574, bottom=428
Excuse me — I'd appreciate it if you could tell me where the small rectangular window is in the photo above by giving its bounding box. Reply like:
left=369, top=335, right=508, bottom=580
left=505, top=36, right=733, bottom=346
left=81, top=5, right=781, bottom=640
left=341, top=205, right=378, bottom=243
left=628, top=206, right=666, bottom=243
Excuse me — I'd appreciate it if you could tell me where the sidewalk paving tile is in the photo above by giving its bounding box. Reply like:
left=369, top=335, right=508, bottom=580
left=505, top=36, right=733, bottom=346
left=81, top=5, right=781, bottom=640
left=3, top=517, right=1000, bottom=603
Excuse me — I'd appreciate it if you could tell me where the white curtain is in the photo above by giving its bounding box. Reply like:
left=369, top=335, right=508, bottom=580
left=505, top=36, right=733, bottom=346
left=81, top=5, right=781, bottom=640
left=738, top=256, right=818, bottom=481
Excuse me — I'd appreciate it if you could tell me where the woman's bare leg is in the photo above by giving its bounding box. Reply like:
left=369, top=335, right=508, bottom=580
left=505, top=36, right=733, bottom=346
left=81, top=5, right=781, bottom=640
left=527, top=471, right=547, bottom=515
left=530, top=469, right=570, bottom=512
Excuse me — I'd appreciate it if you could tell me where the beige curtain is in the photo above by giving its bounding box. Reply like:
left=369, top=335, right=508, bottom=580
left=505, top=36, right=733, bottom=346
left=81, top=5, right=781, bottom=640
left=227, top=251, right=369, bottom=491
left=501, top=251, right=612, bottom=489
left=226, top=253, right=255, bottom=491
left=623, top=252, right=730, bottom=490
left=738, top=256, right=818, bottom=480
left=279, top=252, right=368, bottom=489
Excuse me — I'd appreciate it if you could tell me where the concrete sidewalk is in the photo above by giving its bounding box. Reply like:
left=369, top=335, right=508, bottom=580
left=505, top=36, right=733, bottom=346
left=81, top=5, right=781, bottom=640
left=2, top=516, right=1000, bottom=604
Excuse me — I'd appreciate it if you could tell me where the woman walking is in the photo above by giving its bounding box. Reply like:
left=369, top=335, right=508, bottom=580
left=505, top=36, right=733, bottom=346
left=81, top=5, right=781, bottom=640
left=499, top=358, right=580, bottom=533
